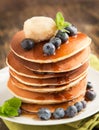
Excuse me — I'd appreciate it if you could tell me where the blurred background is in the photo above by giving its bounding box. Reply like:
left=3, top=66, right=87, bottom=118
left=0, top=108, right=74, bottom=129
left=0, top=0, right=99, bottom=129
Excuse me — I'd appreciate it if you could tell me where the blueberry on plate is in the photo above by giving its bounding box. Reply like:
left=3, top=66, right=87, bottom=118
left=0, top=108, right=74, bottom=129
left=21, top=38, right=34, bottom=50
left=87, top=81, right=93, bottom=90
left=43, top=42, right=55, bottom=55
left=85, top=90, right=96, bottom=101
left=38, top=108, right=51, bottom=120
left=50, top=37, right=62, bottom=49
left=65, top=25, right=77, bottom=36
left=55, top=30, right=69, bottom=43
left=81, top=100, right=87, bottom=108
left=53, top=108, right=65, bottom=119
left=74, top=102, right=83, bottom=112
left=65, top=105, right=77, bottom=118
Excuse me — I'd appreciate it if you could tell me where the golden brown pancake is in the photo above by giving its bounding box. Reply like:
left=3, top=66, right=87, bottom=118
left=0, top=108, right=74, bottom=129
left=10, top=31, right=91, bottom=63
left=9, top=72, right=87, bottom=93
left=9, top=77, right=78, bottom=93
left=10, top=68, right=87, bottom=86
left=21, top=94, right=84, bottom=113
left=7, top=52, right=89, bottom=78
left=7, top=76, right=87, bottom=104
left=14, top=47, right=90, bottom=72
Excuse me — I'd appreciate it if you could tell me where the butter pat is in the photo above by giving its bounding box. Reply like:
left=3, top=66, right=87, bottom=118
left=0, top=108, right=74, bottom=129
left=24, top=16, right=57, bottom=42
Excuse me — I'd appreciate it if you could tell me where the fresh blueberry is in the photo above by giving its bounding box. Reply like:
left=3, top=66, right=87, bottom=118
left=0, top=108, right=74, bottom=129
left=56, top=30, right=69, bottom=43
left=50, top=37, right=62, bottom=49
left=74, top=102, right=83, bottom=112
left=21, top=38, right=34, bottom=50
left=65, top=106, right=77, bottom=117
left=38, top=108, right=51, bottom=120
left=87, top=81, right=93, bottom=90
left=81, top=100, right=87, bottom=108
left=65, top=25, right=77, bottom=36
left=43, top=42, right=55, bottom=55
left=85, top=90, right=96, bottom=101
left=53, top=108, right=65, bottom=119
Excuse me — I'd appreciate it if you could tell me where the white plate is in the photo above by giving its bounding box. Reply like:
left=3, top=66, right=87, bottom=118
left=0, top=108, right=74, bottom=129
left=0, top=67, right=99, bottom=126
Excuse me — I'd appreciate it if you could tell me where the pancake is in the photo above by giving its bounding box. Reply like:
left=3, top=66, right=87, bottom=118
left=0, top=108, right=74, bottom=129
left=14, top=47, right=90, bottom=72
left=7, top=76, right=87, bottom=104
left=10, top=31, right=91, bottom=63
left=7, top=52, right=89, bottom=78
left=10, top=68, right=87, bottom=86
left=9, top=72, right=87, bottom=93
left=21, top=94, right=84, bottom=113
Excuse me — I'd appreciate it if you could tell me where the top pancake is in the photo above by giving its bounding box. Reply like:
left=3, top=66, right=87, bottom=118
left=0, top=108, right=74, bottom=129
left=10, top=31, right=91, bottom=63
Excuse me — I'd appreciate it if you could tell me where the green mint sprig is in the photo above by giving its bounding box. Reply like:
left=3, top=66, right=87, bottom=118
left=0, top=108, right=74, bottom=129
left=55, top=12, right=71, bottom=32
left=0, top=97, right=22, bottom=117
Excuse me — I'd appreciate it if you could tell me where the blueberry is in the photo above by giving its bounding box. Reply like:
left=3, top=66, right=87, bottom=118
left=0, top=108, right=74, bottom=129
left=87, top=81, right=93, bottom=90
left=65, top=106, right=77, bottom=117
left=38, top=108, right=51, bottom=120
left=85, top=90, right=96, bottom=101
left=43, top=42, right=55, bottom=55
left=53, top=108, right=65, bottom=119
left=50, top=37, right=62, bottom=49
left=74, top=102, right=83, bottom=112
left=65, top=25, right=77, bottom=36
left=21, top=38, right=34, bottom=50
left=56, top=30, right=69, bottom=43
left=81, top=100, right=87, bottom=108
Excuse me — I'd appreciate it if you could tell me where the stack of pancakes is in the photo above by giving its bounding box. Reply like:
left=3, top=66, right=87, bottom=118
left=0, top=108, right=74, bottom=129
left=7, top=31, right=91, bottom=114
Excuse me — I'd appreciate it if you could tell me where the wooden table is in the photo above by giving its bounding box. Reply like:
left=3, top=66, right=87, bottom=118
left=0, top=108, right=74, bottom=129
left=0, top=0, right=99, bottom=129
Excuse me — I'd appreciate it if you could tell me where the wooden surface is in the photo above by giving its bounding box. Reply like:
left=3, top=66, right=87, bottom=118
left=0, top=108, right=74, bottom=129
left=0, top=0, right=99, bottom=129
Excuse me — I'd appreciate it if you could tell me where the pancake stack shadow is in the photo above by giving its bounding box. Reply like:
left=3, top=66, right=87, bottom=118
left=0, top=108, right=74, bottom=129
left=6, top=31, right=91, bottom=116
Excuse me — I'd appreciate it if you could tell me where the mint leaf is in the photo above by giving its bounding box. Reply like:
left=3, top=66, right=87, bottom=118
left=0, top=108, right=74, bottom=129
left=5, top=106, right=19, bottom=117
left=0, top=107, right=7, bottom=116
left=1, top=102, right=10, bottom=113
left=55, top=12, right=71, bottom=32
left=0, top=97, right=22, bottom=117
left=55, top=12, right=64, bottom=30
left=7, top=97, right=21, bottom=109
left=64, top=22, right=71, bottom=28
left=55, top=12, right=64, bottom=26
